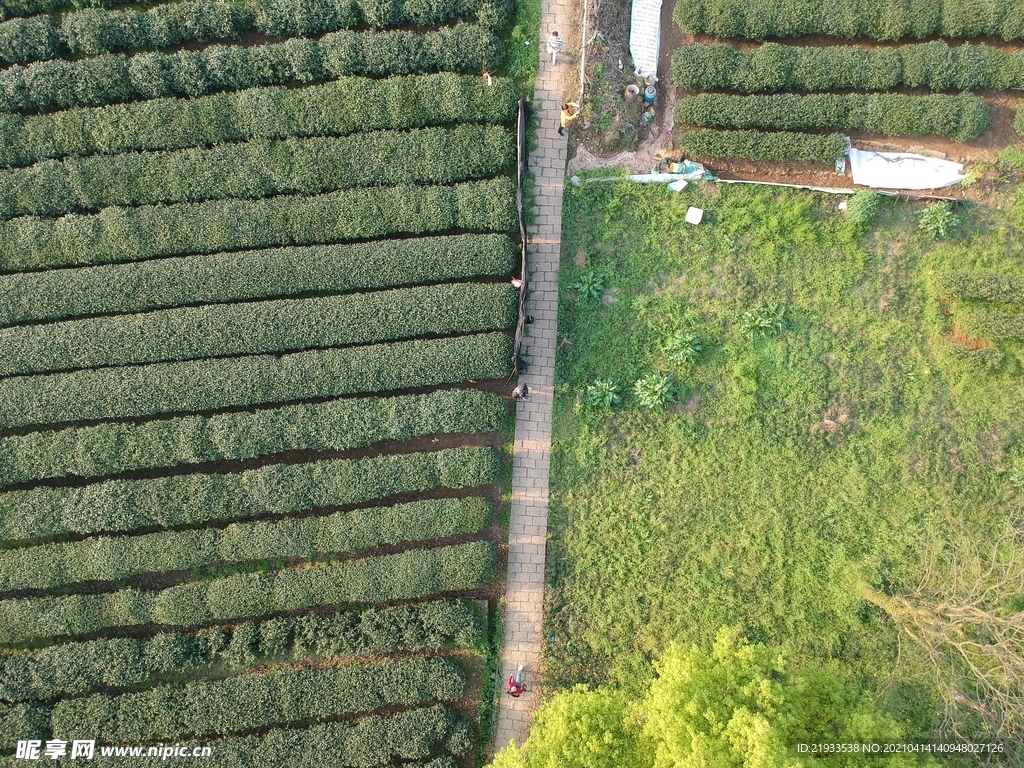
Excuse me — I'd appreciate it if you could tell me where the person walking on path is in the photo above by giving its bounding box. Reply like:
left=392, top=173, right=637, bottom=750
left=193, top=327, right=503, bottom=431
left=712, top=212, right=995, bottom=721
left=558, top=102, right=579, bottom=136
left=546, top=31, right=564, bottom=64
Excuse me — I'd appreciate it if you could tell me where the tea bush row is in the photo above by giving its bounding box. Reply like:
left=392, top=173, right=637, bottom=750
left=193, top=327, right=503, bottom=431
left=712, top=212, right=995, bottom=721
left=0, top=498, right=491, bottom=591
left=677, top=129, right=846, bottom=164
left=0, top=600, right=482, bottom=701
left=0, top=233, right=516, bottom=327
left=959, top=309, right=1024, bottom=341
left=0, top=177, right=517, bottom=272
left=0, top=125, right=513, bottom=220
left=0, top=281, right=516, bottom=376
left=0, top=388, right=505, bottom=487
left=673, top=0, right=1024, bottom=41
left=52, top=656, right=465, bottom=741
left=0, top=331, right=512, bottom=431
left=934, top=271, right=1024, bottom=305
left=1, top=0, right=106, bottom=21
left=0, top=541, right=496, bottom=643
left=674, top=93, right=988, bottom=143
left=0, top=0, right=502, bottom=64
left=671, top=41, right=1024, bottom=93
left=0, top=73, right=517, bottom=169
left=0, top=446, right=499, bottom=541
left=0, top=24, right=499, bottom=114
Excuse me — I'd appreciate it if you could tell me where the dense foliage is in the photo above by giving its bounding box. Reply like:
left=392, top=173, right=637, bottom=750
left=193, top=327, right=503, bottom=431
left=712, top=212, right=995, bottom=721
left=671, top=41, right=1024, bottom=93
left=0, top=541, right=496, bottom=642
left=0, top=282, right=516, bottom=376
left=0, top=332, right=512, bottom=430
left=0, top=24, right=500, bottom=114
left=958, top=309, right=1024, bottom=341
left=0, top=73, right=517, bottom=169
left=51, top=656, right=465, bottom=741
left=934, top=271, right=1024, bottom=305
left=0, top=233, right=516, bottom=327
left=0, top=125, right=513, bottom=220
left=0, top=446, right=500, bottom=541
left=678, top=129, right=846, bottom=163
left=675, top=93, right=988, bottom=142
left=673, top=0, right=1024, bottom=41
left=0, top=600, right=483, bottom=702
left=0, top=498, right=492, bottom=592
left=0, top=389, right=505, bottom=487
left=0, top=177, right=516, bottom=272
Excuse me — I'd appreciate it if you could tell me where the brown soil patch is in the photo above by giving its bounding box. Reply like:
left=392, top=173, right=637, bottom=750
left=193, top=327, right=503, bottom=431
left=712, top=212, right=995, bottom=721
left=947, top=324, right=991, bottom=350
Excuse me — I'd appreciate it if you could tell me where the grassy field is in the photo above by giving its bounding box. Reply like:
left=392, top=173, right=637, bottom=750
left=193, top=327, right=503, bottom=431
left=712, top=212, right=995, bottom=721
left=543, top=173, right=1024, bottom=742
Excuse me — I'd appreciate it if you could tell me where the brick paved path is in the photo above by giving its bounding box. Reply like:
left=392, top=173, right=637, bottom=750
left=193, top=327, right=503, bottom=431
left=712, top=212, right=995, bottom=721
left=493, top=2, right=572, bottom=751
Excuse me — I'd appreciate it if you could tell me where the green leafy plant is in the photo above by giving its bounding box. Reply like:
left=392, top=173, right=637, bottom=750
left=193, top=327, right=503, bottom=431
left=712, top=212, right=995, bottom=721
left=1008, top=468, right=1024, bottom=489
left=633, top=373, right=678, bottom=412
left=678, top=129, right=845, bottom=164
left=662, top=331, right=702, bottom=365
left=738, top=303, right=788, bottom=340
left=846, top=190, right=881, bottom=228
left=572, top=270, right=605, bottom=302
left=917, top=201, right=960, bottom=240
left=584, top=379, right=621, bottom=408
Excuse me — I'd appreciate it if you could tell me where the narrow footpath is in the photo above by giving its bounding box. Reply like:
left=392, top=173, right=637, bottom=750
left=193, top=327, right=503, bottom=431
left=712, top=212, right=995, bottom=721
left=493, top=1, right=572, bottom=750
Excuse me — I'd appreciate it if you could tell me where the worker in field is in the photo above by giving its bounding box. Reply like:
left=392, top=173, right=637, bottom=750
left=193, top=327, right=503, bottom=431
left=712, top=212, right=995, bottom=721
left=558, top=102, right=580, bottom=137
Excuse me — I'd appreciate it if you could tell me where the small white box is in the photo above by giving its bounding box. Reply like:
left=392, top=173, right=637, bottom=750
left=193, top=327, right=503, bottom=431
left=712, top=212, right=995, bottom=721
left=685, top=206, right=704, bottom=225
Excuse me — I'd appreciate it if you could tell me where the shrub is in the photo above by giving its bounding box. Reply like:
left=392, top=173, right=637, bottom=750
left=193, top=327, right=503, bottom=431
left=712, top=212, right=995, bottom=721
left=634, top=373, right=678, bottom=412
left=584, top=379, right=621, bottom=409
left=0, top=446, right=500, bottom=542
left=662, top=331, right=702, bottom=365
left=0, top=389, right=506, bottom=487
left=846, top=190, right=882, bottom=229
left=939, top=343, right=1005, bottom=372
left=678, top=130, right=845, bottom=164
left=0, top=233, right=517, bottom=327
left=934, top=272, right=1024, bottom=305
left=739, top=303, right=788, bottom=340
left=1015, top=103, right=1024, bottom=136
left=917, top=201, right=960, bottom=240
left=958, top=309, right=1024, bottom=341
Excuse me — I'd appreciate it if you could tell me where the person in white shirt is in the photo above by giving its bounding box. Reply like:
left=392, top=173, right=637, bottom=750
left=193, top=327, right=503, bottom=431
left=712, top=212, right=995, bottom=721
left=546, top=31, right=564, bottom=64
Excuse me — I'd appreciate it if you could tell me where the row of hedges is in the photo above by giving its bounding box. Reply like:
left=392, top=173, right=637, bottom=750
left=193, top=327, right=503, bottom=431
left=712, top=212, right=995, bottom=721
left=0, top=599, right=482, bottom=702
left=0, top=446, right=500, bottom=541
left=0, top=332, right=513, bottom=433
left=671, top=41, right=1024, bottom=94
left=0, top=24, right=500, bottom=114
left=0, top=125, right=514, bottom=220
left=0, top=331, right=513, bottom=432
left=0, top=498, right=492, bottom=592
left=0, top=72, right=517, bottom=170
left=1016, top=104, right=1024, bottom=136
left=0, top=541, right=496, bottom=643
left=0, top=177, right=517, bottom=273
left=0, top=389, right=506, bottom=487
left=958, top=309, right=1024, bottom=341
left=0, top=0, right=106, bottom=21
left=673, top=0, right=1024, bottom=41
left=1, top=233, right=517, bottom=327
left=0, top=0, right=501, bottom=64
left=934, top=271, right=1024, bottom=305
left=678, top=129, right=846, bottom=164
left=0, top=282, right=516, bottom=376
left=674, top=93, right=989, bottom=143
left=52, top=656, right=465, bottom=741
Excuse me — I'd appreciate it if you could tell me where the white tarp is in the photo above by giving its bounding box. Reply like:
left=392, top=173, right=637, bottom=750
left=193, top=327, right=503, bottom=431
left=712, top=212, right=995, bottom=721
left=848, top=148, right=965, bottom=190
left=629, top=0, right=662, bottom=80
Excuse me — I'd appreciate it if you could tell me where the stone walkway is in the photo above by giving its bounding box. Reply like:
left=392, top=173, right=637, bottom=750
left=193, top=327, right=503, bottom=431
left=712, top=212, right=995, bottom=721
left=493, top=2, right=572, bottom=751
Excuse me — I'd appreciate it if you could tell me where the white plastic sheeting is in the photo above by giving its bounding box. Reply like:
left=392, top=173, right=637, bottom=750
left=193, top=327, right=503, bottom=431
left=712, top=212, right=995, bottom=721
left=629, top=0, right=662, bottom=80
left=848, top=148, right=965, bottom=190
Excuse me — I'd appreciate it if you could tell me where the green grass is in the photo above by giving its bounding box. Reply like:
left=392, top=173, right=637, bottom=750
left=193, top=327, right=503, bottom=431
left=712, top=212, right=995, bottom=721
left=502, top=0, right=541, bottom=92
left=544, top=177, right=1024, bottom=738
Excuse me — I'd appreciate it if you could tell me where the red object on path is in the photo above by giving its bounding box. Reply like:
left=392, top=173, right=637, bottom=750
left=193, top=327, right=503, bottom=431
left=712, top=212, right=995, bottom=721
left=507, top=676, right=525, bottom=697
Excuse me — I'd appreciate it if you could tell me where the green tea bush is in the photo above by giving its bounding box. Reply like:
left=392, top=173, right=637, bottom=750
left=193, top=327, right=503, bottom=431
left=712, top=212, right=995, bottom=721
left=678, top=130, right=845, bottom=164
left=671, top=41, right=1024, bottom=93
left=0, top=447, right=499, bottom=541
left=0, top=702, right=49, bottom=745
left=634, top=373, right=678, bottom=412
left=0, top=282, right=516, bottom=376
left=0, top=542, right=496, bottom=642
left=52, top=657, right=465, bottom=741
left=673, top=0, right=1024, bottom=40
left=0, top=233, right=516, bottom=327
left=0, top=332, right=512, bottom=431
left=0, top=24, right=501, bottom=115
left=939, top=343, right=1006, bottom=372
left=0, top=125, right=513, bottom=220
left=958, top=309, right=1024, bottom=341
left=0, top=0, right=108, bottom=20
left=1015, top=103, right=1024, bottom=136
left=0, top=73, right=517, bottom=169
left=0, top=498, right=491, bottom=591
left=0, top=177, right=516, bottom=273
left=0, top=600, right=482, bottom=702
left=0, top=389, right=505, bottom=487
left=675, top=92, right=988, bottom=143
left=934, top=272, right=1024, bottom=305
